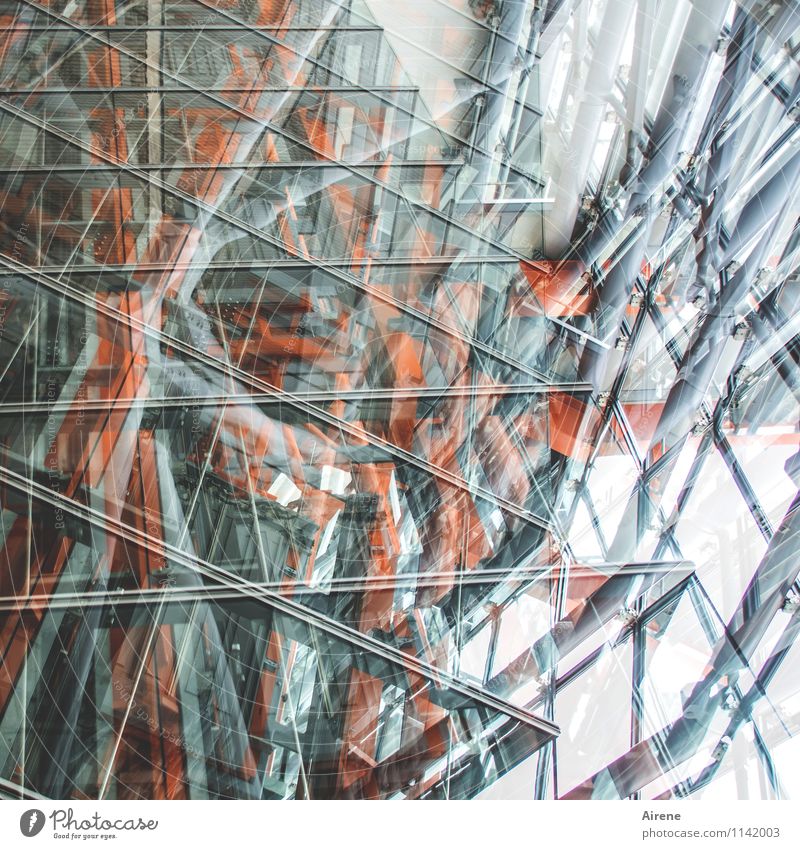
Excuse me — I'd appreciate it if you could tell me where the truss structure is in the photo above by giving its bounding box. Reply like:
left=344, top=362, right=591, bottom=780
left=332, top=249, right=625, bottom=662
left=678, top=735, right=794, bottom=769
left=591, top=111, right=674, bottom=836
left=0, top=0, right=799, bottom=800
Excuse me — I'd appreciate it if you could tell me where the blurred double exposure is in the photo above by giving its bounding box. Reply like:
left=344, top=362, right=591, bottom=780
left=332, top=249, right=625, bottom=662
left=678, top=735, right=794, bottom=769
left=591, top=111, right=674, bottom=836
left=0, top=0, right=799, bottom=800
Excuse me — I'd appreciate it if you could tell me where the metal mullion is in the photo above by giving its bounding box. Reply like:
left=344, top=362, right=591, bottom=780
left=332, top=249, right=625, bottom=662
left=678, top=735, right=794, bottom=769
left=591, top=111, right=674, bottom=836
left=0, top=160, right=465, bottom=174
left=714, top=429, right=773, bottom=543
left=581, top=489, right=610, bottom=560
left=629, top=610, right=645, bottom=799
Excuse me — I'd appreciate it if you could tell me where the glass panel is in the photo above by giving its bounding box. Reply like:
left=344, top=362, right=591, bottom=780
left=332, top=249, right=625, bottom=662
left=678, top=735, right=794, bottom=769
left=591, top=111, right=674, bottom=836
left=642, top=591, right=714, bottom=738
left=554, top=641, right=633, bottom=794
left=673, top=449, right=768, bottom=623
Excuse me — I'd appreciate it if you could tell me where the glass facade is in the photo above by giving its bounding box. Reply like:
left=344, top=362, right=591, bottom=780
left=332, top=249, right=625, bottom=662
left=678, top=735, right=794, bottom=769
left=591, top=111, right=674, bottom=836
left=0, top=0, right=798, bottom=800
